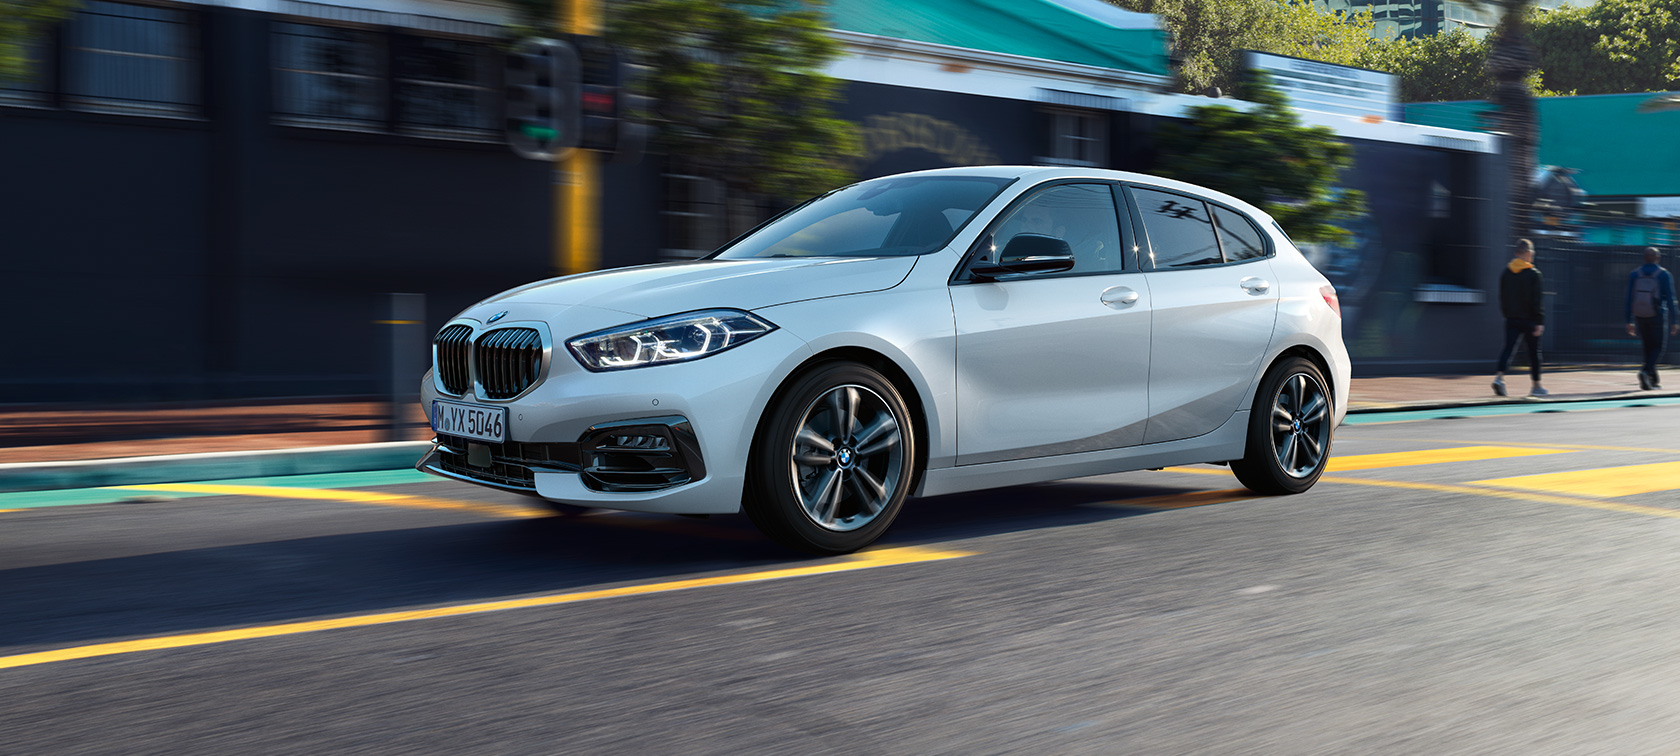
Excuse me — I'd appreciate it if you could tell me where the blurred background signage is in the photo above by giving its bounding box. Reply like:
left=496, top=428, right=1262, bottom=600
left=1640, top=196, right=1680, bottom=218
left=1243, top=51, right=1399, bottom=121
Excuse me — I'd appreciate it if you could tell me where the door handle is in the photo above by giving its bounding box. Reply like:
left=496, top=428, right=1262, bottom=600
left=1239, top=276, right=1271, bottom=294
left=1100, top=286, right=1140, bottom=308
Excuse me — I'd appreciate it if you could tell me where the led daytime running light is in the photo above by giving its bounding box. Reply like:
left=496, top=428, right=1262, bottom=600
left=567, top=309, right=775, bottom=371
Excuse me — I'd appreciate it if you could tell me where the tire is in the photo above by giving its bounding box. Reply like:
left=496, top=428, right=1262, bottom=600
left=743, top=362, right=916, bottom=555
left=1231, top=356, right=1334, bottom=495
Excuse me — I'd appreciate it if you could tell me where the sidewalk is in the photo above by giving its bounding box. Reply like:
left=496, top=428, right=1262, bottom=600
left=0, top=367, right=1673, bottom=467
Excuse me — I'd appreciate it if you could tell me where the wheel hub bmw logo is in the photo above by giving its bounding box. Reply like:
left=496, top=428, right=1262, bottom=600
left=487, top=311, right=508, bottom=324
left=837, top=447, right=855, bottom=468
left=1292, top=420, right=1302, bottom=434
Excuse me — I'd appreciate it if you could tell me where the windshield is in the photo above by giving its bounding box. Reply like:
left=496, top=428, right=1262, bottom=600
left=712, top=176, right=1014, bottom=259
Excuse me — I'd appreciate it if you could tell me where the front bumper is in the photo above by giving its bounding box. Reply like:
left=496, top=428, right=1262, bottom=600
left=417, top=327, right=811, bottom=514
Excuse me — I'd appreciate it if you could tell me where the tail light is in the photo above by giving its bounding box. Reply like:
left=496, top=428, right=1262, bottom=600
left=1320, top=284, right=1341, bottom=318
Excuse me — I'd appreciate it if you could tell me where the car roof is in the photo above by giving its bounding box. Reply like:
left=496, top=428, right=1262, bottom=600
left=871, top=165, right=1273, bottom=223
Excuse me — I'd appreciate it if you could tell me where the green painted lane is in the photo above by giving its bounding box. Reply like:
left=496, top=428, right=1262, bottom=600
left=0, top=469, right=435, bottom=510
left=1344, top=396, right=1680, bottom=425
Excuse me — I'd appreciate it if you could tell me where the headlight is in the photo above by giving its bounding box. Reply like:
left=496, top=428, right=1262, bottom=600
left=567, top=309, right=776, bottom=371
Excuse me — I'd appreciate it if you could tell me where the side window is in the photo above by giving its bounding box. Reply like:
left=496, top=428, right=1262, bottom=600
left=980, top=183, right=1124, bottom=274
left=1212, top=205, right=1268, bottom=262
left=1132, top=188, right=1223, bottom=269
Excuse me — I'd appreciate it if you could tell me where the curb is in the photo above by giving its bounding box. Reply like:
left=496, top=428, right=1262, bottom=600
left=0, top=442, right=433, bottom=494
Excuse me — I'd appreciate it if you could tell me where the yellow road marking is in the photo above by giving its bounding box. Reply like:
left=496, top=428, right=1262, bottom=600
left=0, top=546, right=973, bottom=671
left=1154, top=467, right=1680, bottom=520
left=1162, top=466, right=1232, bottom=476
left=111, top=483, right=543, bottom=520
left=1159, top=444, right=1567, bottom=477
left=0, top=509, right=20, bottom=514
left=1471, top=461, right=1680, bottom=498
left=1325, top=445, right=1570, bottom=472
left=1413, top=439, right=1680, bottom=455
left=1315, top=475, right=1680, bottom=520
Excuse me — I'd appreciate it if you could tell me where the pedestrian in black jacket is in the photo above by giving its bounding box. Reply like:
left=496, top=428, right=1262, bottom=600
left=1493, top=239, right=1547, bottom=397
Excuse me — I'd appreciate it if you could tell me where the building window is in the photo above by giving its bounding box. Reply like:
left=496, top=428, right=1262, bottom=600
left=273, top=22, right=386, bottom=129
left=395, top=35, right=496, bottom=138
left=65, top=1, right=198, bottom=116
left=273, top=23, right=497, bottom=140
left=661, top=171, right=724, bottom=259
left=1041, top=109, right=1107, bottom=167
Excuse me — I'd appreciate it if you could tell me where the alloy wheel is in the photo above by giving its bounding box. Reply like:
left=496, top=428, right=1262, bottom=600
left=1270, top=371, right=1331, bottom=478
left=789, top=384, right=905, bottom=532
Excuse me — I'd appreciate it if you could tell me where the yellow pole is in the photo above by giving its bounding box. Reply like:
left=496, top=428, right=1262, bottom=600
left=557, top=0, right=599, bottom=275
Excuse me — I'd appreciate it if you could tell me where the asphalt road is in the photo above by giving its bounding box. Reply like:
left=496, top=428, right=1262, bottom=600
left=3, top=405, right=1680, bottom=755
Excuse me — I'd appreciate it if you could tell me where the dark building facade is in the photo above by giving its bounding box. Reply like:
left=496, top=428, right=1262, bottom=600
left=2, top=0, right=661, bottom=402
left=1, top=0, right=1503, bottom=404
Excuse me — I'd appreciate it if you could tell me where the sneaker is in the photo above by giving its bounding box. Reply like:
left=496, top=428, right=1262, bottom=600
left=1492, top=378, right=1507, bottom=397
left=1529, top=385, right=1550, bottom=397
left=1639, top=372, right=1652, bottom=391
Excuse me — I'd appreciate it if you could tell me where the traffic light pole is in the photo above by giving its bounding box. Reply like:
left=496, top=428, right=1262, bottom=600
left=557, top=0, right=599, bottom=275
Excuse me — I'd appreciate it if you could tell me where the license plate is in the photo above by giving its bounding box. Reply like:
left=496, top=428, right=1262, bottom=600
left=431, top=399, right=507, bottom=443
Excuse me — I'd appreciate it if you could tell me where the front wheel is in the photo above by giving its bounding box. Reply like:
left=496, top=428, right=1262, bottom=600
left=743, top=362, right=915, bottom=555
left=1231, top=357, right=1333, bottom=495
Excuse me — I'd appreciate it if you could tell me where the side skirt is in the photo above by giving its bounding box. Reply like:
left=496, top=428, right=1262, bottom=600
left=914, top=411, right=1249, bottom=498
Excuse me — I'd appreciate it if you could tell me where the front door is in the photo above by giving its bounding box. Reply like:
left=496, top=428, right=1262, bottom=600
left=951, top=182, right=1152, bottom=465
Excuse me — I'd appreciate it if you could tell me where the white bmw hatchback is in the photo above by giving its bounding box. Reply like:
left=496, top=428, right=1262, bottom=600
left=419, top=166, right=1349, bottom=554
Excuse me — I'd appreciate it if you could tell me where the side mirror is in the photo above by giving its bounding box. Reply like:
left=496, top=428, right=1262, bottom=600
left=970, top=234, right=1076, bottom=279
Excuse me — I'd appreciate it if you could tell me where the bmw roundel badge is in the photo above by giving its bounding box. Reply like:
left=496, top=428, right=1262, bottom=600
left=487, top=311, right=508, bottom=324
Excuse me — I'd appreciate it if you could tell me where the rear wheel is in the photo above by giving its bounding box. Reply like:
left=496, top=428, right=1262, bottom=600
left=744, top=362, right=915, bottom=555
left=1231, top=357, right=1333, bottom=494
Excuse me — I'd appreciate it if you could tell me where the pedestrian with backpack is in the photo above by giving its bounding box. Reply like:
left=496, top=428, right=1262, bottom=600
left=1494, top=239, right=1547, bottom=397
left=1624, top=247, right=1679, bottom=390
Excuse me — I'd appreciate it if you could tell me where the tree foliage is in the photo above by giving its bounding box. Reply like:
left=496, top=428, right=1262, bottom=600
left=606, top=0, right=859, bottom=201
left=1529, top=0, right=1680, bottom=96
left=0, top=0, right=77, bottom=83
left=1153, top=75, right=1365, bottom=244
left=502, top=0, right=860, bottom=203
left=1113, top=0, right=1378, bottom=95
left=1360, top=29, right=1492, bottom=102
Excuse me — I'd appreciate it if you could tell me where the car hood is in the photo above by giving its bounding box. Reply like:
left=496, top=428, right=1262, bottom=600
left=475, top=256, right=920, bottom=318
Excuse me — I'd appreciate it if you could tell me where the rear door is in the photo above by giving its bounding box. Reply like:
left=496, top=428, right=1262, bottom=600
left=1127, top=186, right=1280, bottom=444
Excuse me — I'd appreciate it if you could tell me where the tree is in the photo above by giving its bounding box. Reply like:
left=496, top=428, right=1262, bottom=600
left=1482, top=0, right=1540, bottom=243
left=0, top=0, right=76, bottom=83
left=1152, top=74, right=1366, bottom=244
left=1529, top=0, right=1680, bottom=96
left=607, top=0, right=859, bottom=205
left=1111, top=0, right=1378, bottom=95
left=1359, top=29, right=1492, bottom=102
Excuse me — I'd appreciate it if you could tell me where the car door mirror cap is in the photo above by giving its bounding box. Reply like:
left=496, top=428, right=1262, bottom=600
left=970, top=255, right=1076, bottom=280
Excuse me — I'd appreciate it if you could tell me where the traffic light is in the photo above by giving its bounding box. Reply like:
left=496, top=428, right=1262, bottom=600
left=574, top=37, right=648, bottom=163
left=505, top=38, right=580, bottom=161
left=574, top=36, right=617, bottom=154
